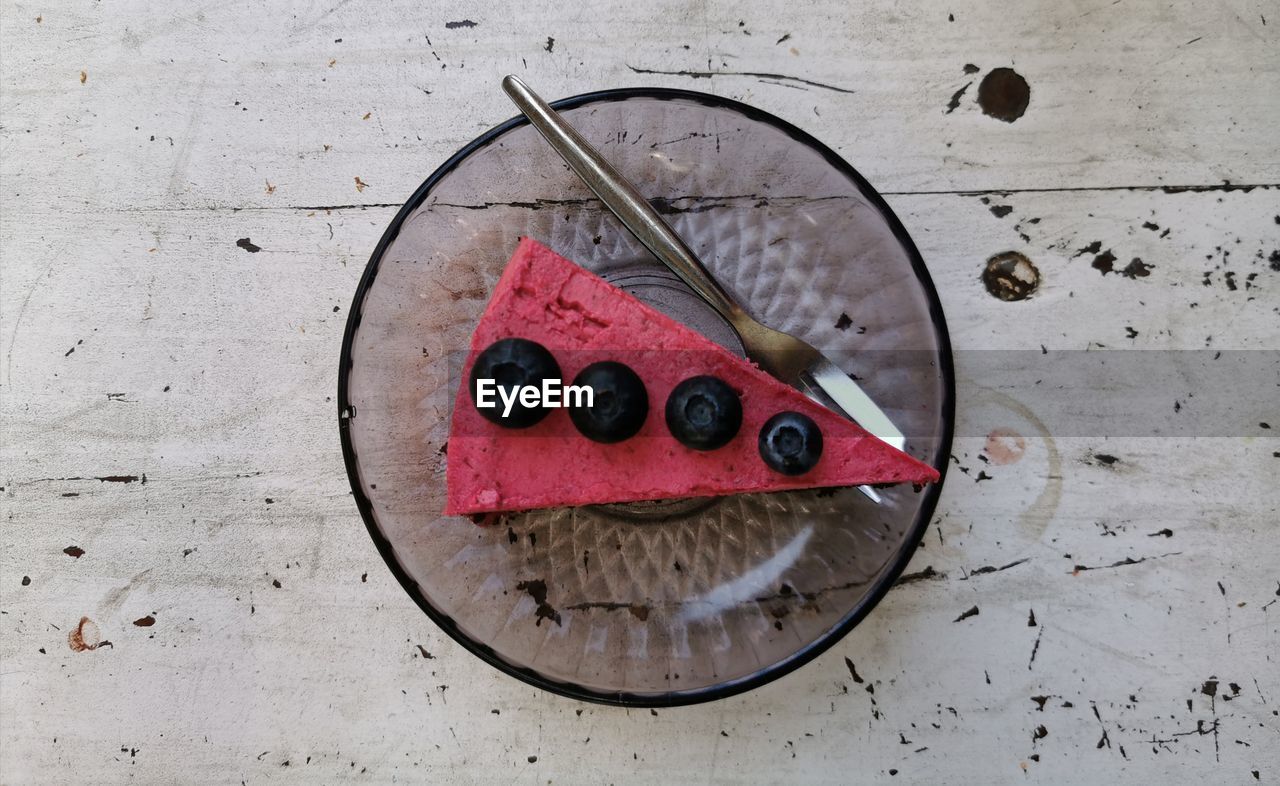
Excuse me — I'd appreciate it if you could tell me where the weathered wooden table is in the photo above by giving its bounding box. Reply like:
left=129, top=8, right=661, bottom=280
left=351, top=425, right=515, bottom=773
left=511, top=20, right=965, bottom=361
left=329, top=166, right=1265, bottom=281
left=3, top=1, right=1277, bottom=782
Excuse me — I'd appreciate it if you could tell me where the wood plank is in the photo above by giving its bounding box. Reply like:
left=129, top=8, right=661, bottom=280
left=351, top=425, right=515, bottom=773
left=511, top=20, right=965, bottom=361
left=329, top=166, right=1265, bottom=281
left=1, top=0, right=1277, bottom=217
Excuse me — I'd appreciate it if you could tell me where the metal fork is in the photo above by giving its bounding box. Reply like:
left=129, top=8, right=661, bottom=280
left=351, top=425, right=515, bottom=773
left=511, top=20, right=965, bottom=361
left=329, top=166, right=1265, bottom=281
left=502, top=76, right=906, bottom=502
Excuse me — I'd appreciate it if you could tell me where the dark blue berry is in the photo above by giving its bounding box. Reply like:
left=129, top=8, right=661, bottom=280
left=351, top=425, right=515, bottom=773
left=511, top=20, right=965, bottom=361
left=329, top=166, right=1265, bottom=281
left=569, top=361, right=648, bottom=443
left=468, top=338, right=560, bottom=428
left=665, top=376, right=742, bottom=450
left=758, top=411, right=823, bottom=475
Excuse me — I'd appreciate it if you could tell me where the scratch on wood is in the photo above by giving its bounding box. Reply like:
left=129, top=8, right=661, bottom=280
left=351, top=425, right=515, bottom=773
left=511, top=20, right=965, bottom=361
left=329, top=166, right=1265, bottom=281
left=946, top=82, right=972, bottom=113
left=960, top=558, right=1029, bottom=580
left=895, top=565, right=946, bottom=585
left=1071, top=552, right=1182, bottom=574
left=626, top=65, right=856, bottom=94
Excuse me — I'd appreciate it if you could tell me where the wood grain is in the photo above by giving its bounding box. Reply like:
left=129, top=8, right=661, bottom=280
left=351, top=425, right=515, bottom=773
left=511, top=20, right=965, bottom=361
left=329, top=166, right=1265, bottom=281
left=2, top=0, right=1278, bottom=783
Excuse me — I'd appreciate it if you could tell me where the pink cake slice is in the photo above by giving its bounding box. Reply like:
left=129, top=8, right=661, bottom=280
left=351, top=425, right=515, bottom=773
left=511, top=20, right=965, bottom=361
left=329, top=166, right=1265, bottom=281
left=445, top=238, right=939, bottom=515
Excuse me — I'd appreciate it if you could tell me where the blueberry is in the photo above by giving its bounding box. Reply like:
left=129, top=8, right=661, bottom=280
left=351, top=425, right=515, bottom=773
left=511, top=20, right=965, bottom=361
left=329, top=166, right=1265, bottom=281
left=758, top=411, right=823, bottom=475
left=568, top=361, right=648, bottom=443
left=468, top=338, right=560, bottom=428
left=665, top=376, right=742, bottom=451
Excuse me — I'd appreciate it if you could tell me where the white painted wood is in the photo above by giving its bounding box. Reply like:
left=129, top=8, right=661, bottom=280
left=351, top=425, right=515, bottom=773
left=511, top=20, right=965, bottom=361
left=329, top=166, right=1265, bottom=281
left=2, top=0, right=1278, bottom=783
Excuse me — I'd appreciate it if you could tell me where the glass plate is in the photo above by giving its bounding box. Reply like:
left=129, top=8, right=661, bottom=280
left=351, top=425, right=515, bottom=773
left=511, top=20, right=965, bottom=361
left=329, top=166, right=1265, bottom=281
left=338, top=88, right=954, bottom=705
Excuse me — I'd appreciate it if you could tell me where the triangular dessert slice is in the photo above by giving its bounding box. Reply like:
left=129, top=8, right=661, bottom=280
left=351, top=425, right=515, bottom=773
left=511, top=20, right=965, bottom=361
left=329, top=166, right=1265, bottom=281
left=445, top=238, right=939, bottom=515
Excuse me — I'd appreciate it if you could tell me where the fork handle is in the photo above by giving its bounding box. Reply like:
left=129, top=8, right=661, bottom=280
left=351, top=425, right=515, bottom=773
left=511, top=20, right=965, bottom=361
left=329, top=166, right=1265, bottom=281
left=502, top=75, right=747, bottom=326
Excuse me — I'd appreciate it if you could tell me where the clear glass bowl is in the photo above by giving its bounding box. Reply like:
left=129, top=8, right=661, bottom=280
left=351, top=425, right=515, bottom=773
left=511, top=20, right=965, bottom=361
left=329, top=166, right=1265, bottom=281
left=338, top=88, right=954, bottom=705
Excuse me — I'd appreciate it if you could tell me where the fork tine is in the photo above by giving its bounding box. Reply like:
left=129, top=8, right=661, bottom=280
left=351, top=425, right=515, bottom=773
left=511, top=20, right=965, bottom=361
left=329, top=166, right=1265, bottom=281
left=804, top=358, right=906, bottom=453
